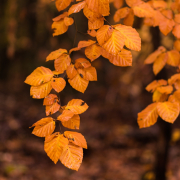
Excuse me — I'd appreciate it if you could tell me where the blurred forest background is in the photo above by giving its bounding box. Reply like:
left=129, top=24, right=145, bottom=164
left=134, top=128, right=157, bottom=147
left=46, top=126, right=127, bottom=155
left=0, top=0, right=180, bottom=180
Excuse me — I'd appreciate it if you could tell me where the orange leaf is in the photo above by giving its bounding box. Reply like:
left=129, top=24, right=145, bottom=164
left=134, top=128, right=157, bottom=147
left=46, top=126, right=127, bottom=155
left=78, top=40, right=96, bottom=49
left=87, top=29, right=97, bottom=37
left=114, top=24, right=141, bottom=51
left=30, top=81, right=52, bottom=99
left=159, top=18, right=175, bottom=36
left=60, top=143, right=83, bottom=171
left=46, top=102, right=60, bottom=116
left=157, top=102, right=179, bottom=123
left=85, top=44, right=102, bottom=61
left=156, top=85, right=173, bottom=94
left=166, top=50, right=180, bottom=67
left=68, top=74, right=89, bottom=93
left=54, top=54, right=71, bottom=73
left=174, top=40, right=180, bottom=52
left=133, top=2, right=154, bottom=18
left=51, top=77, right=66, bottom=93
left=88, top=17, right=104, bottom=30
left=174, top=14, right=180, bottom=24
left=168, top=90, right=180, bottom=107
left=144, top=46, right=166, bottom=64
left=112, top=0, right=124, bottom=9
left=64, top=131, right=87, bottom=149
left=65, top=99, right=88, bottom=114
left=75, top=58, right=91, bottom=69
left=153, top=90, right=168, bottom=102
left=168, top=74, right=180, bottom=85
left=57, top=109, right=74, bottom=122
left=25, top=66, right=53, bottom=86
left=125, top=0, right=141, bottom=7
left=153, top=52, right=168, bottom=75
left=52, top=20, right=68, bottom=36
left=83, top=5, right=101, bottom=21
left=55, top=0, right=72, bottom=12
left=52, top=12, right=68, bottom=22
left=174, top=81, right=180, bottom=90
left=44, top=133, right=69, bottom=164
left=85, top=0, right=110, bottom=16
left=114, top=7, right=130, bottom=22
left=84, top=66, right=97, bottom=81
left=152, top=1, right=167, bottom=9
left=31, top=117, right=55, bottom=137
left=137, top=103, right=158, bottom=128
left=61, top=114, right=80, bottom=129
left=102, top=48, right=132, bottom=66
left=46, top=49, right=67, bottom=61
left=146, top=80, right=167, bottom=92
left=172, top=24, right=180, bottom=39
left=66, top=64, right=78, bottom=79
left=123, top=9, right=134, bottom=26
left=43, top=94, right=59, bottom=106
left=68, top=1, right=86, bottom=16
left=64, top=17, right=74, bottom=26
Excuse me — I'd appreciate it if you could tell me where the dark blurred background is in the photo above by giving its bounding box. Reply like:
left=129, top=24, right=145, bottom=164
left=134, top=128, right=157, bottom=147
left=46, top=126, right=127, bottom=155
left=0, top=0, right=180, bottom=180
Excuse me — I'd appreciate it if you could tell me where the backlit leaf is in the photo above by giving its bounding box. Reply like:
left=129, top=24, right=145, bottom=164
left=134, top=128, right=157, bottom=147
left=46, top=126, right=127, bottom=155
left=44, top=133, right=69, bottom=164
left=57, top=110, right=74, bottom=122
left=46, top=49, right=67, bottom=61
left=43, top=94, right=59, bottom=106
left=137, top=103, right=158, bottom=128
left=64, top=131, right=87, bottom=149
left=157, top=102, right=179, bottom=123
left=84, top=66, right=97, bottom=81
left=168, top=90, right=180, bottom=107
left=153, top=52, right=168, bottom=75
left=51, top=77, right=66, bottom=93
left=166, top=50, right=180, bottom=66
left=153, top=90, right=168, bottom=102
left=30, top=81, right=52, bottom=99
left=113, top=0, right=124, bottom=9
left=60, top=143, right=83, bottom=171
left=66, top=64, right=78, bottom=79
left=68, top=74, right=89, bottom=93
left=114, top=7, right=130, bottom=22
left=114, top=24, right=141, bottom=51
left=25, top=66, right=53, bottom=86
left=46, top=102, right=60, bottom=116
left=156, top=85, right=173, bottom=94
left=146, top=80, right=167, bottom=92
left=88, top=17, right=104, bottom=30
left=159, top=18, right=175, bottom=36
left=68, top=1, right=86, bottom=15
left=123, top=9, right=134, bottom=26
left=65, top=99, right=88, bottom=114
left=61, top=114, right=80, bottom=129
left=52, top=20, right=68, bottom=36
left=85, top=44, right=102, bottom=61
left=31, top=117, right=55, bottom=137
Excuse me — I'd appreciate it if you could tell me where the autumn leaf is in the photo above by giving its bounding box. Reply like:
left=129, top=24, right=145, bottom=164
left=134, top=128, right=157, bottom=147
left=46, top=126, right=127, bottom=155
left=64, top=17, right=74, bottom=26
left=114, top=7, right=130, bottom=22
left=168, top=74, right=180, bottom=85
left=46, top=102, right=60, bottom=116
left=157, top=102, right=179, bottom=123
left=61, top=114, right=80, bottom=129
left=68, top=1, right=86, bottom=16
left=57, top=109, right=74, bottom=122
left=55, top=0, right=72, bottom=12
left=88, top=17, right=104, bottom=30
left=174, top=40, right=180, bottom=52
left=43, top=94, right=59, bottom=106
left=85, top=44, right=102, bottom=61
left=125, top=0, right=141, bottom=7
left=25, top=67, right=53, bottom=86
left=166, top=50, right=180, bottom=66
left=112, top=0, right=124, bottom=9
left=123, top=9, right=134, bottom=26
left=172, top=24, right=180, bottom=39
left=44, top=133, right=69, bottom=164
left=156, top=85, right=173, bottom=94
left=87, top=29, right=97, bottom=37
left=65, top=99, right=88, bottom=114
left=30, top=117, right=55, bottom=137
left=68, top=73, right=89, bottom=93
left=64, top=131, right=87, bottom=149
left=51, top=77, right=66, bottom=93
left=66, top=64, right=78, bottom=79
left=46, top=49, right=67, bottom=61
left=60, top=143, right=83, bottom=171
left=152, top=90, right=168, bottom=102
left=146, top=80, right=167, bottom=92
left=30, top=81, right=52, bottom=99
left=52, top=20, right=68, bottom=36
left=137, top=103, right=158, bottom=128
left=75, top=58, right=91, bottom=69
left=84, top=66, right=97, bottom=81
left=168, top=90, right=180, bottom=107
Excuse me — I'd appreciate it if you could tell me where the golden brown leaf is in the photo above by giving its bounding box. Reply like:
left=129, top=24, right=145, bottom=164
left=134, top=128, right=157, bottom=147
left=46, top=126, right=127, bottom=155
left=65, top=99, right=88, bottom=114
left=146, top=80, right=167, bottom=92
left=157, top=102, right=179, bottom=123
left=159, top=18, right=175, bottom=36
left=144, top=46, right=166, bottom=64
left=113, top=0, right=124, bottom=9
left=61, top=114, right=80, bottom=129
left=51, top=77, right=66, bottom=93
left=25, top=66, right=53, bottom=86
left=137, top=103, right=158, bottom=128
left=68, top=1, right=86, bottom=15
left=64, top=17, right=74, bottom=26
left=60, top=143, right=83, bottom=171
left=52, top=12, right=68, bottom=22
left=123, top=9, right=134, bottom=26
left=84, top=66, right=97, bottom=81
left=87, top=29, right=97, bottom=37
left=174, top=14, right=180, bottom=24
left=64, top=131, right=87, bottom=149
left=66, top=64, right=78, bottom=79
left=46, top=102, right=60, bottom=116
left=75, top=58, right=91, bottom=69
left=55, top=0, right=72, bottom=12
left=88, top=17, right=104, bottom=30
left=156, top=85, right=173, bottom=94
left=153, top=90, right=168, bottom=102
left=153, top=52, right=168, bottom=75
left=68, top=74, right=89, bottom=93
left=78, top=40, right=96, bottom=49
left=166, top=50, right=180, bottom=66
left=172, top=24, right=180, bottom=39
left=174, top=40, right=180, bottom=52
left=168, top=74, right=180, bottom=85
left=31, top=117, right=55, bottom=137
left=46, top=49, right=67, bottom=61
left=44, top=133, right=69, bottom=164
left=125, top=0, right=141, bottom=7
left=114, top=24, right=141, bottom=51
left=52, top=20, right=68, bottom=36
left=54, top=54, right=71, bottom=73
left=43, top=94, right=58, bottom=106
left=168, top=90, right=180, bottom=107
left=85, top=44, right=102, bottom=61
left=152, top=1, right=167, bottom=9
left=57, top=109, right=74, bottom=122
left=30, top=81, right=52, bottom=99
left=114, top=7, right=130, bottom=22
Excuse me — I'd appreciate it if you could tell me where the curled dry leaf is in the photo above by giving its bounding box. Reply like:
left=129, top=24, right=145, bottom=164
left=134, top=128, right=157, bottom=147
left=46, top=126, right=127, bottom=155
left=138, top=103, right=158, bottom=128
left=25, top=66, right=53, bottom=86
left=64, top=131, right=87, bottom=149
left=30, top=117, right=55, bottom=137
